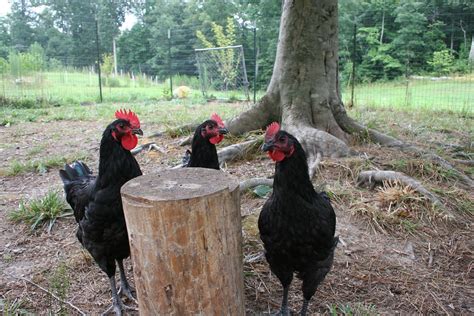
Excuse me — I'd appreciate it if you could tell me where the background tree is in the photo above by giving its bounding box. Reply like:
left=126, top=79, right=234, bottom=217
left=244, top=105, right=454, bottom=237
left=9, top=0, right=36, bottom=52
left=196, top=17, right=238, bottom=91
left=223, top=0, right=472, bottom=189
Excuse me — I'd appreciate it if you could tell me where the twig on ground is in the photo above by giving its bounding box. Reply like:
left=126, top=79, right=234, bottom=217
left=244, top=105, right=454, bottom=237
left=131, top=142, right=165, bottom=155
left=357, top=170, right=455, bottom=220
left=148, top=131, right=164, bottom=138
left=244, top=252, right=265, bottom=263
left=5, top=272, right=86, bottom=316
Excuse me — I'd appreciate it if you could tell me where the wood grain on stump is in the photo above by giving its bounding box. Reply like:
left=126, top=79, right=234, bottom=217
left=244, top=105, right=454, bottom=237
left=121, top=168, right=244, bottom=316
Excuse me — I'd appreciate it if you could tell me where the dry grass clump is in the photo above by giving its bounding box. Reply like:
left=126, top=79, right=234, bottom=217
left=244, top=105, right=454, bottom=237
left=351, top=180, right=439, bottom=234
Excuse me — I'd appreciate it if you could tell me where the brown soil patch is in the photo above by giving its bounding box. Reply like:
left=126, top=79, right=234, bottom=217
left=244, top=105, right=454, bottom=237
left=0, top=119, right=472, bottom=315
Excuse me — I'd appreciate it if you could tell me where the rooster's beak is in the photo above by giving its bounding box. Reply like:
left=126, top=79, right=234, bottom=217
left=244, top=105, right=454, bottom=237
left=132, top=128, right=143, bottom=136
left=262, top=141, right=274, bottom=152
left=218, top=127, right=229, bottom=135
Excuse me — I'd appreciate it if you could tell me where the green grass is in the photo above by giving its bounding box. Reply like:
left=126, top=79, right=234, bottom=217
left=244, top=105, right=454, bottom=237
left=48, top=262, right=71, bottom=315
left=0, top=71, right=253, bottom=104
left=6, top=152, right=88, bottom=176
left=1, top=98, right=248, bottom=127
left=342, top=76, right=473, bottom=113
left=9, top=190, right=71, bottom=232
left=0, top=298, right=29, bottom=315
left=329, top=303, right=378, bottom=316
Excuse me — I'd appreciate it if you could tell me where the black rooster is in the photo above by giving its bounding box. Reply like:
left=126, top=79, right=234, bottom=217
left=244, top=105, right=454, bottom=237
left=184, top=113, right=228, bottom=169
left=258, top=122, right=338, bottom=315
left=59, top=109, right=143, bottom=315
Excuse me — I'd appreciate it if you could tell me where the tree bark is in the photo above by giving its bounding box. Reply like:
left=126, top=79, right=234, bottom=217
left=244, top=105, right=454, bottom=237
left=121, top=168, right=244, bottom=315
left=224, top=0, right=471, bottom=186
left=227, top=0, right=353, bottom=159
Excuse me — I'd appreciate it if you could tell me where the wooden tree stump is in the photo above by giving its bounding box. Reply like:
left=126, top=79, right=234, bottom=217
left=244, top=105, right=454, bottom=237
left=121, top=168, right=244, bottom=315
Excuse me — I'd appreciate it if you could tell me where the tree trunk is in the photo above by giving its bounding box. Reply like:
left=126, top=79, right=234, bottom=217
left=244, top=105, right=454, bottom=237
left=227, top=0, right=356, bottom=160
left=121, top=168, right=244, bottom=315
left=380, top=9, right=385, bottom=44
left=469, top=34, right=474, bottom=63
left=219, top=0, right=471, bottom=187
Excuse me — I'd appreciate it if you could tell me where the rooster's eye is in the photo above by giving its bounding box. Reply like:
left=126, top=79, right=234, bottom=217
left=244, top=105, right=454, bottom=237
left=278, top=137, right=285, bottom=142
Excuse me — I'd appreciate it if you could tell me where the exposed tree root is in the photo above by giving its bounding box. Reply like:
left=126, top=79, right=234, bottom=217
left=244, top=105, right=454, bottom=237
left=239, top=177, right=274, bottom=192
left=453, top=159, right=474, bottom=166
left=336, top=112, right=473, bottom=188
left=357, top=170, right=455, bottom=220
left=132, top=142, right=165, bottom=155
left=218, top=138, right=263, bottom=167
left=226, top=94, right=278, bottom=135
left=179, top=136, right=193, bottom=146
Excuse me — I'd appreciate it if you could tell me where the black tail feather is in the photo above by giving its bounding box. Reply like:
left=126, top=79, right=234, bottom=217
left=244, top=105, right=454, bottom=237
left=59, top=161, right=92, bottom=184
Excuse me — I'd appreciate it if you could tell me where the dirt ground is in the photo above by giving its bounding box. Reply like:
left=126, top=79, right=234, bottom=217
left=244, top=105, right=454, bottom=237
left=0, top=116, right=472, bottom=315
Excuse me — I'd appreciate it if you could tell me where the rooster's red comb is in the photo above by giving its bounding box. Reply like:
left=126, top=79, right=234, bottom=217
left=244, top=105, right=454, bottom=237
left=115, top=109, right=140, bottom=128
left=265, top=122, right=280, bottom=142
left=210, top=113, right=225, bottom=128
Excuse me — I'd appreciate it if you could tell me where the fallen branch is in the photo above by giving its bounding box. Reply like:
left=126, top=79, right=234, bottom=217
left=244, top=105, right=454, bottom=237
left=217, top=137, right=263, bottom=164
left=357, top=170, right=455, bottom=220
left=179, top=135, right=193, bottom=146
left=239, top=177, right=273, bottom=192
left=453, top=159, right=474, bottom=166
left=5, top=272, right=86, bottom=316
left=131, top=142, right=165, bottom=155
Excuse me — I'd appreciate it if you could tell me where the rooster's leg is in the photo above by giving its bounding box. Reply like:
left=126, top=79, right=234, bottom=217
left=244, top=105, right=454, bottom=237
left=117, top=259, right=137, bottom=303
left=279, top=285, right=290, bottom=316
left=102, top=275, right=138, bottom=315
left=300, top=299, right=310, bottom=316
left=101, top=276, right=124, bottom=316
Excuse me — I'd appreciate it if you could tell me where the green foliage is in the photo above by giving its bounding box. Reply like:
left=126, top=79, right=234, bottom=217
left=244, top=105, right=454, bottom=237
left=101, top=53, right=114, bottom=77
left=197, top=17, right=239, bottom=91
left=0, top=298, right=29, bottom=316
left=428, top=49, right=454, bottom=75
left=0, top=57, right=9, bottom=74
left=49, top=262, right=71, bottom=315
left=106, top=76, right=121, bottom=87
left=9, top=190, right=70, bottom=232
left=161, top=86, right=173, bottom=100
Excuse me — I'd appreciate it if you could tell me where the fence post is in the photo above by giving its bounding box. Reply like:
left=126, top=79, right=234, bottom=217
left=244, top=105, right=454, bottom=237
left=350, top=22, right=357, bottom=108
left=95, top=17, right=103, bottom=103
left=253, top=26, right=257, bottom=104
left=404, top=60, right=410, bottom=107
left=168, top=29, right=173, bottom=98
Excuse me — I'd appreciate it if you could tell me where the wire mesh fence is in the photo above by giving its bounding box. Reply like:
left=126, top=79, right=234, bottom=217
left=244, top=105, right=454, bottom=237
left=339, top=10, right=474, bottom=113
left=195, top=45, right=250, bottom=101
left=0, top=17, right=472, bottom=112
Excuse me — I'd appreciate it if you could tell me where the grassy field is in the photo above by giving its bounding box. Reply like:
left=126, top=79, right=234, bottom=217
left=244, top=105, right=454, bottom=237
left=0, top=71, right=252, bottom=104
left=341, top=75, right=473, bottom=113
left=1, top=71, right=472, bottom=113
